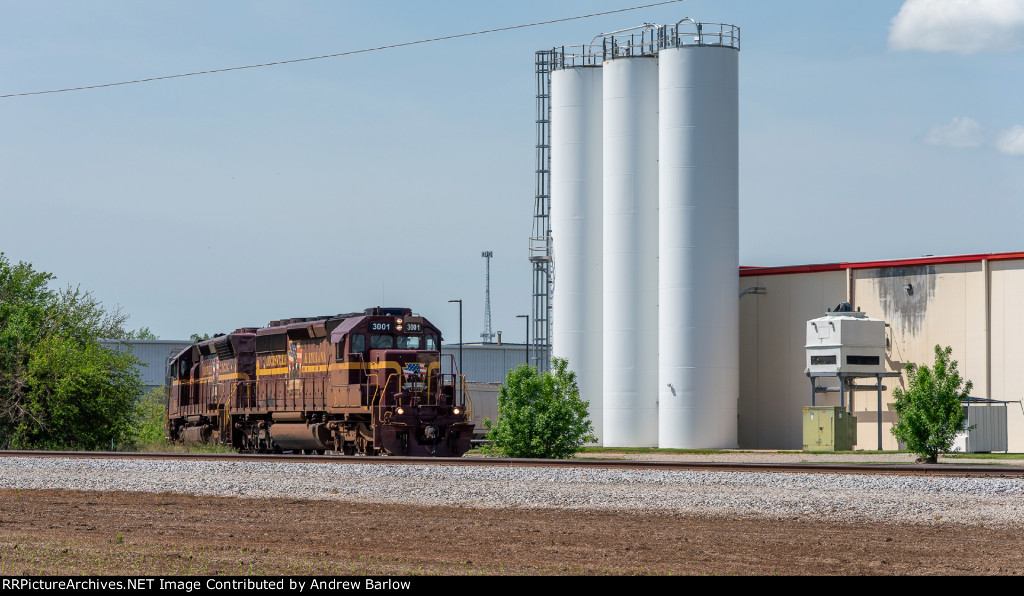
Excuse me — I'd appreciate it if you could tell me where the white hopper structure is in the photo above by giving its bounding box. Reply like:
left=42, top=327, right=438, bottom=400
left=602, top=51, right=660, bottom=447
left=543, top=20, right=740, bottom=448
left=657, top=22, right=740, bottom=448
left=550, top=59, right=605, bottom=442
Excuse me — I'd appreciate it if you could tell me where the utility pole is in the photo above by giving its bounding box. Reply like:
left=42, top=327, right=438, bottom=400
left=517, top=314, right=529, bottom=367
left=481, top=251, right=495, bottom=342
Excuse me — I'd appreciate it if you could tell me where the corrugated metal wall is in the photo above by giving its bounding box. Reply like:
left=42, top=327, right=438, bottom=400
left=100, top=340, right=192, bottom=389
left=441, top=344, right=529, bottom=384
left=960, top=404, right=1008, bottom=453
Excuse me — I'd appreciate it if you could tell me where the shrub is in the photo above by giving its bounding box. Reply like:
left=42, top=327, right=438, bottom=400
left=890, top=345, right=974, bottom=463
left=0, top=253, right=144, bottom=450
left=134, top=387, right=168, bottom=449
left=483, top=357, right=596, bottom=459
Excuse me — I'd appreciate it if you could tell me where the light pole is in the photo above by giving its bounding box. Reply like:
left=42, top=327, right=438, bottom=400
left=448, top=299, right=463, bottom=376
left=516, top=314, right=529, bottom=368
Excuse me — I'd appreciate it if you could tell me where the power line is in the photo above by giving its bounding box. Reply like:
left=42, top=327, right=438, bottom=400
left=1, top=0, right=685, bottom=99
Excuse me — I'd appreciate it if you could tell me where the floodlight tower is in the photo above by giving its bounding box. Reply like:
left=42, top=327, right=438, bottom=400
left=481, top=251, right=495, bottom=342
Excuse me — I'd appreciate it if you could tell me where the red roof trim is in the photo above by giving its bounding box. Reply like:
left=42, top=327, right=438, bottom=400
left=740, top=251, right=1024, bottom=277
left=739, top=263, right=843, bottom=276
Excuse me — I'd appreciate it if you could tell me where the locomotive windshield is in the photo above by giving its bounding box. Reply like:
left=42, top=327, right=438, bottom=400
left=396, top=336, right=421, bottom=349
left=363, top=333, right=439, bottom=351
left=370, top=334, right=393, bottom=349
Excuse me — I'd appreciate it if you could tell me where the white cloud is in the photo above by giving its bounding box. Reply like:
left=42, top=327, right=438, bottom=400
left=996, top=125, right=1024, bottom=155
left=890, top=0, right=1024, bottom=54
left=923, top=117, right=984, bottom=148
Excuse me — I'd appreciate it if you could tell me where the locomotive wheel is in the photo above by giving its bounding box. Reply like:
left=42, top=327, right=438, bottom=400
left=342, top=443, right=356, bottom=456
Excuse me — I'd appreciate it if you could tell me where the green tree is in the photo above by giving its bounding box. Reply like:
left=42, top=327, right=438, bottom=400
left=122, top=327, right=158, bottom=340
left=134, top=386, right=168, bottom=449
left=483, top=357, right=596, bottom=459
left=0, top=253, right=144, bottom=450
left=890, top=345, right=974, bottom=464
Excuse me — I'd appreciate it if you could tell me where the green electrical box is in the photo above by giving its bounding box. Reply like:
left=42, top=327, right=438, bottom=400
left=803, top=406, right=857, bottom=451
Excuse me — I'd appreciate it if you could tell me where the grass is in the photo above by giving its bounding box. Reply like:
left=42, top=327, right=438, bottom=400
left=467, top=446, right=922, bottom=458
left=802, top=450, right=906, bottom=455
left=0, top=537, right=673, bottom=576
left=131, top=388, right=237, bottom=454
left=577, top=447, right=768, bottom=455
left=943, top=452, right=1024, bottom=460
left=133, top=439, right=237, bottom=454
left=464, top=446, right=769, bottom=458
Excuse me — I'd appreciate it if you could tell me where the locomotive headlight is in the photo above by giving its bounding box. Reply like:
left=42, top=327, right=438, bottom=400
left=453, top=407, right=461, bottom=415
left=396, top=407, right=405, bottom=415
left=396, top=318, right=404, bottom=324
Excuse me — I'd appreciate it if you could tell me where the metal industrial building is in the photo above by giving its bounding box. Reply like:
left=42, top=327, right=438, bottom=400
left=441, top=342, right=529, bottom=383
left=441, top=342, right=528, bottom=435
left=100, top=339, right=193, bottom=392
left=739, top=251, right=1024, bottom=452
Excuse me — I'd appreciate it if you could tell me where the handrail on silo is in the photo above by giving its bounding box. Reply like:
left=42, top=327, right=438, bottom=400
left=677, top=18, right=702, bottom=46
left=547, top=19, right=740, bottom=69
left=656, top=21, right=740, bottom=51
left=549, top=43, right=603, bottom=70
left=589, top=23, right=659, bottom=61
left=590, top=24, right=649, bottom=47
left=640, top=23, right=657, bottom=54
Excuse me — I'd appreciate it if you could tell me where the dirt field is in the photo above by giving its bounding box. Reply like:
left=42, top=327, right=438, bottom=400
left=1, top=489, right=1022, bottom=576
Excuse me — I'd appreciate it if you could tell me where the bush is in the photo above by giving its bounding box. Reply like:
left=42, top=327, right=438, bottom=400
left=0, top=253, right=145, bottom=450
left=890, top=345, right=974, bottom=463
left=134, top=387, right=168, bottom=450
left=483, top=357, right=596, bottom=459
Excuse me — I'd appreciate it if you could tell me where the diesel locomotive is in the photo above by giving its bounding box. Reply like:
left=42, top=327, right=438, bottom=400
left=166, top=307, right=474, bottom=456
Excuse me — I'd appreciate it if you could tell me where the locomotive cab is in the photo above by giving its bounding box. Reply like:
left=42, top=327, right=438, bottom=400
left=338, top=308, right=472, bottom=456
left=367, top=346, right=471, bottom=456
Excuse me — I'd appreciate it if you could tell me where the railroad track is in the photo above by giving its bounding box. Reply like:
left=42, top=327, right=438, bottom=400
left=3, top=450, right=1023, bottom=478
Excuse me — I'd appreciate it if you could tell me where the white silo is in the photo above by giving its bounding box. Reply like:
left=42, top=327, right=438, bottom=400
left=550, top=56, right=604, bottom=442
left=657, top=22, right=741, bottom=448
left=602, top=52, right=659, bottom=447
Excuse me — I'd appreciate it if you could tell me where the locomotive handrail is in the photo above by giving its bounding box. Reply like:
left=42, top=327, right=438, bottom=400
left=347, top=351, right=372, bottom=407
left=350, top=351, right=369, bottom=380
left=219, top=383, right=237, bottom=438
left=444, top=352, right=465, bottom=407
left=370, top=372, right=401, bottom=436
left=459, top=374, right=474, bottom=421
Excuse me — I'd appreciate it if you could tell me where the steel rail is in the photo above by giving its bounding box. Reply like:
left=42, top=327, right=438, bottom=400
left=1, top=450, right=1022, bottom=479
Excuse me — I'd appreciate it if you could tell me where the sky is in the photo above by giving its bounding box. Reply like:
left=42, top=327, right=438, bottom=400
left=1, top=0, right=1022, bottom=342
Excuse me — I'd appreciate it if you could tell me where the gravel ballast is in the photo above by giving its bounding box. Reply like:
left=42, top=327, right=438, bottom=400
left=1, top=456, right=1023, bottom=528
